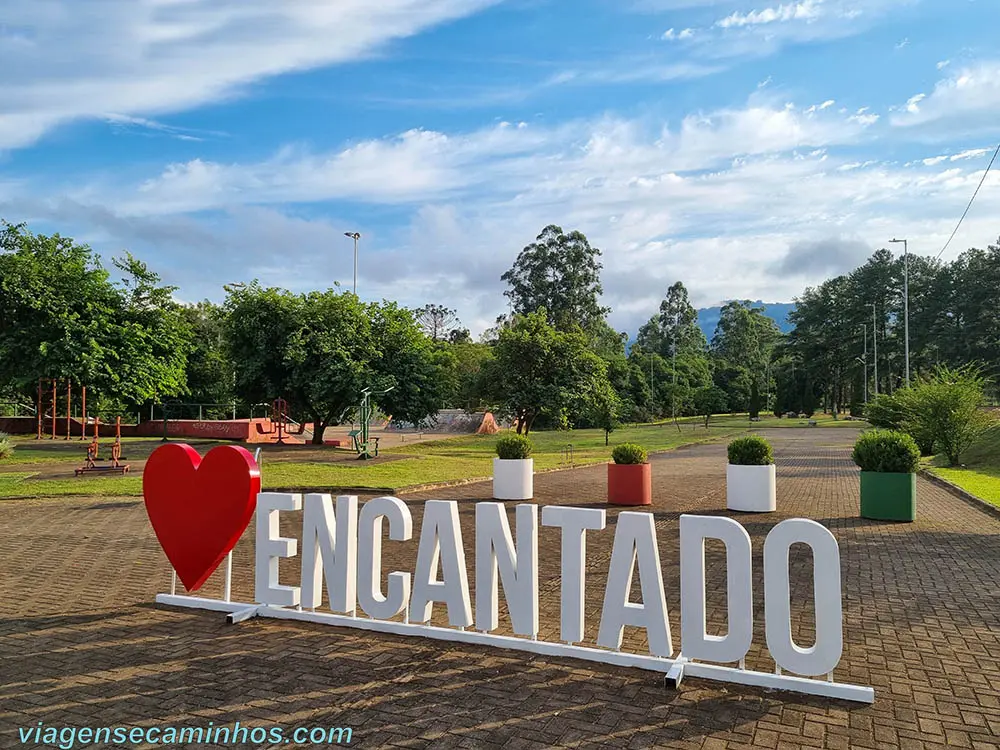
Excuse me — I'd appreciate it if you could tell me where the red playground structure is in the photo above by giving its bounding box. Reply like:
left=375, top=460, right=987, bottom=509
left=75, top=416, right=130, bottom=476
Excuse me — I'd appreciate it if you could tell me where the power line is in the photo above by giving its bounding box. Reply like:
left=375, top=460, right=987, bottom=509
left=935, top=142, right=1000, bottom=262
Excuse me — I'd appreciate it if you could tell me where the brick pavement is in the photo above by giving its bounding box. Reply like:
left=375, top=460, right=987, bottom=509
left=2, top=428, right=1000, bottom=748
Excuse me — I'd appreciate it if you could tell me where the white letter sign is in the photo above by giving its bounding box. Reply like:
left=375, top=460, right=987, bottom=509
left=475, top=503, right=539, bottom=637
left=300, top=494, right=358, bottom=614
left=152, top=483, right=873, bottom=704
left=409, top=500, right=473, bottom=627
left=597, top=512, right=673, bottom=657
left=764, top=519, right=843, bottom=677
left=541, top=506, right=606, bottom=645
left=679, top=514, right=753, bottom=664
left=358, top=496, right=413, bottom=621
left=254, top=492, right=302, bottom=607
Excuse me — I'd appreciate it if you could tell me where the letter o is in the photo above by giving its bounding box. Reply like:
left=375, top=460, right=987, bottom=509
left=763, top=519, right=843, bottom=677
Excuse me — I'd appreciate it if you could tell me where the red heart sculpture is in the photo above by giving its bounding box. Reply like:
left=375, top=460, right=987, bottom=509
left=143, top=443, right=260, bottom=592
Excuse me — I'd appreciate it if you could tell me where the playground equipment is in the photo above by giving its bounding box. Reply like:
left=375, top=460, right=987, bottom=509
left=75, top=416, right=130, bottom=476
left=352, top=387, right=394, bottom=460
left=36, top=378, right=89, bottom=440
left=271, top=398, right=290, bottom=444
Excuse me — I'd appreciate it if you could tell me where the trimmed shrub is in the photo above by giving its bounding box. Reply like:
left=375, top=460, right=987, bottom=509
left=612, top=443, right=647, bottom=464
left=0, top=432, right=11, bottom=460
left=727, top=435, right=774, bottom=465
left=851, top=429, right=920, bottom=474
left=495, top=433, right=533, bottom=460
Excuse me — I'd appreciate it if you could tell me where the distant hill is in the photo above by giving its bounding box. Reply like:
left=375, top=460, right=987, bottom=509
left=696, top=301, right=796, bottom=340
left=625, top=301, right=796, bottom=352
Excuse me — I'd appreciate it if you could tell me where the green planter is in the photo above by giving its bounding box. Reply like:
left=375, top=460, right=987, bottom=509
left=860, top=472, right=916, bottom=522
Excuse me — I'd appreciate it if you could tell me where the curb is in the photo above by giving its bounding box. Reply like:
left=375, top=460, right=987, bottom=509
left=919, top=469, right=1000, bottom=521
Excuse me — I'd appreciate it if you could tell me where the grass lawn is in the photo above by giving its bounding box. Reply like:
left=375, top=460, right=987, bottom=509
left=925, top=425, right=1000, bottom=508
left=0, top=421, right=744, bottom=497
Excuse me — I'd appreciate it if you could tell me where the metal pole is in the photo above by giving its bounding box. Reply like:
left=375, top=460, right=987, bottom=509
left=81, top=386, right=87, bottom=441
left=890, top=238, right=910, bottom=386
left=353, top=235, right=358, bottom=297
left=36, top=379, right=42, bottom=440
left=871, top=303, right=878, bottom=396
left=66, top=380, right=71, bottom=440
left=51, top=380, right=56, bottom=440
left=862, top=325, right=868, bottom=404
left=649, top=353, right=654, bottom=420
left=903, top=240, right=910, bottom=386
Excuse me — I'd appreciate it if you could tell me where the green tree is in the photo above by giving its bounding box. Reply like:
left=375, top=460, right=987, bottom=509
left=0, top=222, right=189, bottom=409
left=180, top=301, right=234, bottom=413
left=501, top=225, right=610, bottom=333
left=225, top=284, right=378, bottom=444
left=694, top=385, right=729, bottom=428
left=711, top=301, right=781, bottom=414
left=370, top=303, right=446, bottom=427
left=478, top=310, right=613, bottom=435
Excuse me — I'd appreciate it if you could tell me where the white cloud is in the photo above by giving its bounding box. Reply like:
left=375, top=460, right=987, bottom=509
left=662, top=27, right=695, bottom=40
left=937, top=60, right=951, bottom=70
left=716, top=0, right=824, bottom=28
left=892, top=61, right=1000, bottom=131
left=0, top=0, right=498, bottom=150
left=17, top=91, right=1000, bottom=337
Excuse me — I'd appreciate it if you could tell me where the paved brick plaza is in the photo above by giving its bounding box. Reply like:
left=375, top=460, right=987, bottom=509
left=2, top=428, right=1000, bottom=749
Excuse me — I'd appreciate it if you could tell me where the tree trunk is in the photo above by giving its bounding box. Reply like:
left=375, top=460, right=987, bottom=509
left=605, top=429, right=610, bottom=446
left=311, top=420, right=326, bottom=444
left=525, top=412, right=537, bottom=435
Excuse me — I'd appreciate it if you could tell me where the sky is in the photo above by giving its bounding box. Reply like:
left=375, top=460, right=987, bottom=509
left=1, top=0, right=998, bottom=338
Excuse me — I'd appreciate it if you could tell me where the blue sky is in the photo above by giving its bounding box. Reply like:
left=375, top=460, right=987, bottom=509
left=1, top=0, right=999, bottom=337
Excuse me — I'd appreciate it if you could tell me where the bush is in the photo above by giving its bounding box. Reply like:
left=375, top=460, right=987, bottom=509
left=0, top=432, right=11, bottom=459
left=851, top=429, right=920, bottom=473
left=612, top=443, right=647, bottom=464
left=905, top=366, right=996, bottom=465
left=495, top=433, right=533, bottom=460
left=727, top=435, right=774, bottom=465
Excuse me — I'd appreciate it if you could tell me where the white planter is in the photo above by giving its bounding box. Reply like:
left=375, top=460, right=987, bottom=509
left=726, top=463, right=776, bottom=513
left=493, top=457, right=534, bottom=500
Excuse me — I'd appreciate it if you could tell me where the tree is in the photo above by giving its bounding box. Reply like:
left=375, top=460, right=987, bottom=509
left=478, top=310, right=613, bottom=435
left=501, top=225, right=610, bottom=333
left=434, top=340, right=493, bottom=410
left=0, top=222, right=190, bottom=410
left=636, top=281, right=707, bottom=360
left=586, top=377, right=623, bottom=446
left=370, top=303, right=446, bottom=427
left=415, top=304, right=461, bottom=342
left=712, top=301, right=782, bottom=413
left=694, top=385, right=729, bottom=428
left=225, top=284, right=378, bottom=444
left=180, top=301, right=234, bottom=414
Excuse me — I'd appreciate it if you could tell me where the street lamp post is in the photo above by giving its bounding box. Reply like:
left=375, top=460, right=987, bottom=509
left=861, top=324, right=868, bottom=404
left=344, top=232, right=361, bottom=296
left=870, top=303, right=878, bottom=396
left=889, top=238, right=910, bottom=386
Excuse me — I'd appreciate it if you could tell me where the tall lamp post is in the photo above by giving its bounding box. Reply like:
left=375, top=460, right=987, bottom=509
left=889, top=238, right=910, bottom=386
left=344, top=232, right=361, bottom=296
left=870, top=303, right=878, bottom=396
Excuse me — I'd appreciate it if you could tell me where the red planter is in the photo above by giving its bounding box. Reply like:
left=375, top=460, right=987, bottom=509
left=607, top=462, right=652, bottom=506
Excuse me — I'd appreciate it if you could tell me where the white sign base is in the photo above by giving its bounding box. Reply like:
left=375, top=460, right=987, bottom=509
left=155, top=593, right=875, bottom=704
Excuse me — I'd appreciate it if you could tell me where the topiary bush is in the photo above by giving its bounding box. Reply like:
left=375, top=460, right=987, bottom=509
left=0, top=432, right=11, bottom=460
left=612, top=443, right=647, bottom=464
left=727, top=435, right=774, bottom=465
left=851, top=429, right=920, bottom=473
left=496, top=433, right=533, bottom=460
